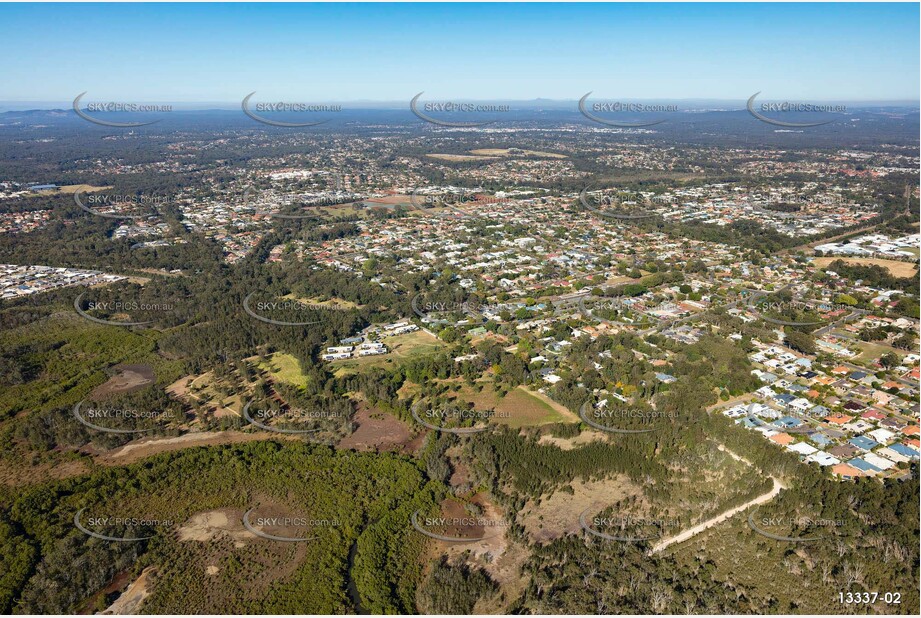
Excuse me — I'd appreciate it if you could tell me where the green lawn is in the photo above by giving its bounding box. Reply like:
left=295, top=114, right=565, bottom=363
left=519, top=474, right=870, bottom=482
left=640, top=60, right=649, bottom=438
left=257, top=351, right=309, bottom=388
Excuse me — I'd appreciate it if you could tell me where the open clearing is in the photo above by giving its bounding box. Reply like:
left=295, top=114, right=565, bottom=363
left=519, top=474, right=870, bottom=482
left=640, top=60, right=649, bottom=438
left=425, top=153, right=499, bottom=162
left=167, top=371, right=246, bottom=418
left=37, top=183, right=112, bottom=195
left=537, top=429, right=608, bottom=450
left=469, top=148, right=567, bottom=159
left=255, top=352, right=308, bottom=388
left=336, top=403, right=422, bottom=454
left=90, top=363, right=156, bottom=399
left=446, top=383, right=578, bottom=427
left=177, top=508, right=253, bottom=545
left=97, top=431, right=290, bottom=465
left=422, top=492, right=529, bottom=614
left=854, top=339, right=907, bottom=363
left=519, top=476, right=643, bottom=544
left=813, top=256, right=918, bottom=278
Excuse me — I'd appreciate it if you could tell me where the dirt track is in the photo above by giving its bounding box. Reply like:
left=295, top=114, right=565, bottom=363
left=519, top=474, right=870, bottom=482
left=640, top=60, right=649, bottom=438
left=97, top=431, right=293, bottom=465
left=648, top=446, right=785, bottom=554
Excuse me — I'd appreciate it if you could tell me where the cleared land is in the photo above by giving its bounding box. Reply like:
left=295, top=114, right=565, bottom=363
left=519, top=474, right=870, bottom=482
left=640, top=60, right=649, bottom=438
left=468, top=148, right=567, bottom=159
left=38, top=183, right=112, bottom=195
left=101, top=567, right=156, bottom=615
left=168, top=372, right=244, bottom=418
left=256, top=352, right=309, bottom=388
left=425, top=154, right=499, bottom=162
left=336, top=403, right=423, bottom=454
left=813, top=256, right=919, bottom=278
left=90, top=363, right=156, bottom=398
left=443, top=383, right=579, bottom=427
left=537, top=429, right=608, bottom=450
left=97, top=431, right=291, bottom=465
left=519, top=476, right=643, bottom=544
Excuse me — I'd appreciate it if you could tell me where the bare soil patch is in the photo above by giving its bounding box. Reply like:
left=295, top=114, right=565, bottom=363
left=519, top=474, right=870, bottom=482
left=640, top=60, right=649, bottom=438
left=91, top=364, right=155, bottom=399
left=97, top=431, right=289, bottom=465
left=100, top=567, right=156, bottom=615
left=537, top=429, right=607, bottom=450
left=336, top=403, right=422, bottom=454
left=426, top=493, right=528, bottom=613
left=177, top=508, right=253, bottom=546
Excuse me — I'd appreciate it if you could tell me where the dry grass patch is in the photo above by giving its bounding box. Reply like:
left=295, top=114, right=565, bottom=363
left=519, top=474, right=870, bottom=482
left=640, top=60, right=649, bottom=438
left=519, top=476, right=643, bottom=544
left=813, top=256, right=918, bottom=278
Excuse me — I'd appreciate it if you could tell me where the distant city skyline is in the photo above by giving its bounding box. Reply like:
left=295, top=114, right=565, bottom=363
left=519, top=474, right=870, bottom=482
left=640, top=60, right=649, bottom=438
left=0, top=2, right=918, bottom=102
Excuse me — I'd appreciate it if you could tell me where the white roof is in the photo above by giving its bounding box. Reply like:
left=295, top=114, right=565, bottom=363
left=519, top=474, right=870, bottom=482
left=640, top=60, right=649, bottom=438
left=876, top=447, right=910, bottom=464
left=868, top=428, right=895, bottom=444
left=788, top=442, right=818, bottom=455
left=862, top=452, right=896, bottom=470
left=806, top=452, right=840, bottom=466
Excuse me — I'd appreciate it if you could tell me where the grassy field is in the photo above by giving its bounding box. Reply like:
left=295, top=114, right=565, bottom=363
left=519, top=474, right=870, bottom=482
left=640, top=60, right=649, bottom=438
left=447, top=383, right=577, bottom=428
left=853, top=339, right=906, bottom=363
left=468, top=148, right=567, bottom=159
left=281, top=293, right=360, bottom=310
left=256, top=352, right=309, bottom=389
left=36, top=184, right=112, bottom=195
left=425, top=153, right=498, bottom=162
left=813, top=256, right=919, bottom=278
left=174, top=371, right=247, bottom=418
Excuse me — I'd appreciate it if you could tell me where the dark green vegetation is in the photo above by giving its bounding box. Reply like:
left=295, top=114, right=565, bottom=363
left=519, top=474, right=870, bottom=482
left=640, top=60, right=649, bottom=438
left=0, top=441, right=441, bottom=614
left=416, top=558, right=497, bottom=614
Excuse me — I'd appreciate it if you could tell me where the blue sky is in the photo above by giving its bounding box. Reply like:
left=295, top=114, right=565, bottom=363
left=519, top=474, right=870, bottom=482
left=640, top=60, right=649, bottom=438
left=0, top=2, right=918, bottom=104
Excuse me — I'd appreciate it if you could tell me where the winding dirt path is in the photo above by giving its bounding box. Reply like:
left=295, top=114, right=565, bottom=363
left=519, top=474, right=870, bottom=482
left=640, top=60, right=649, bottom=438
left=648, top=445, right=785, bottom=554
